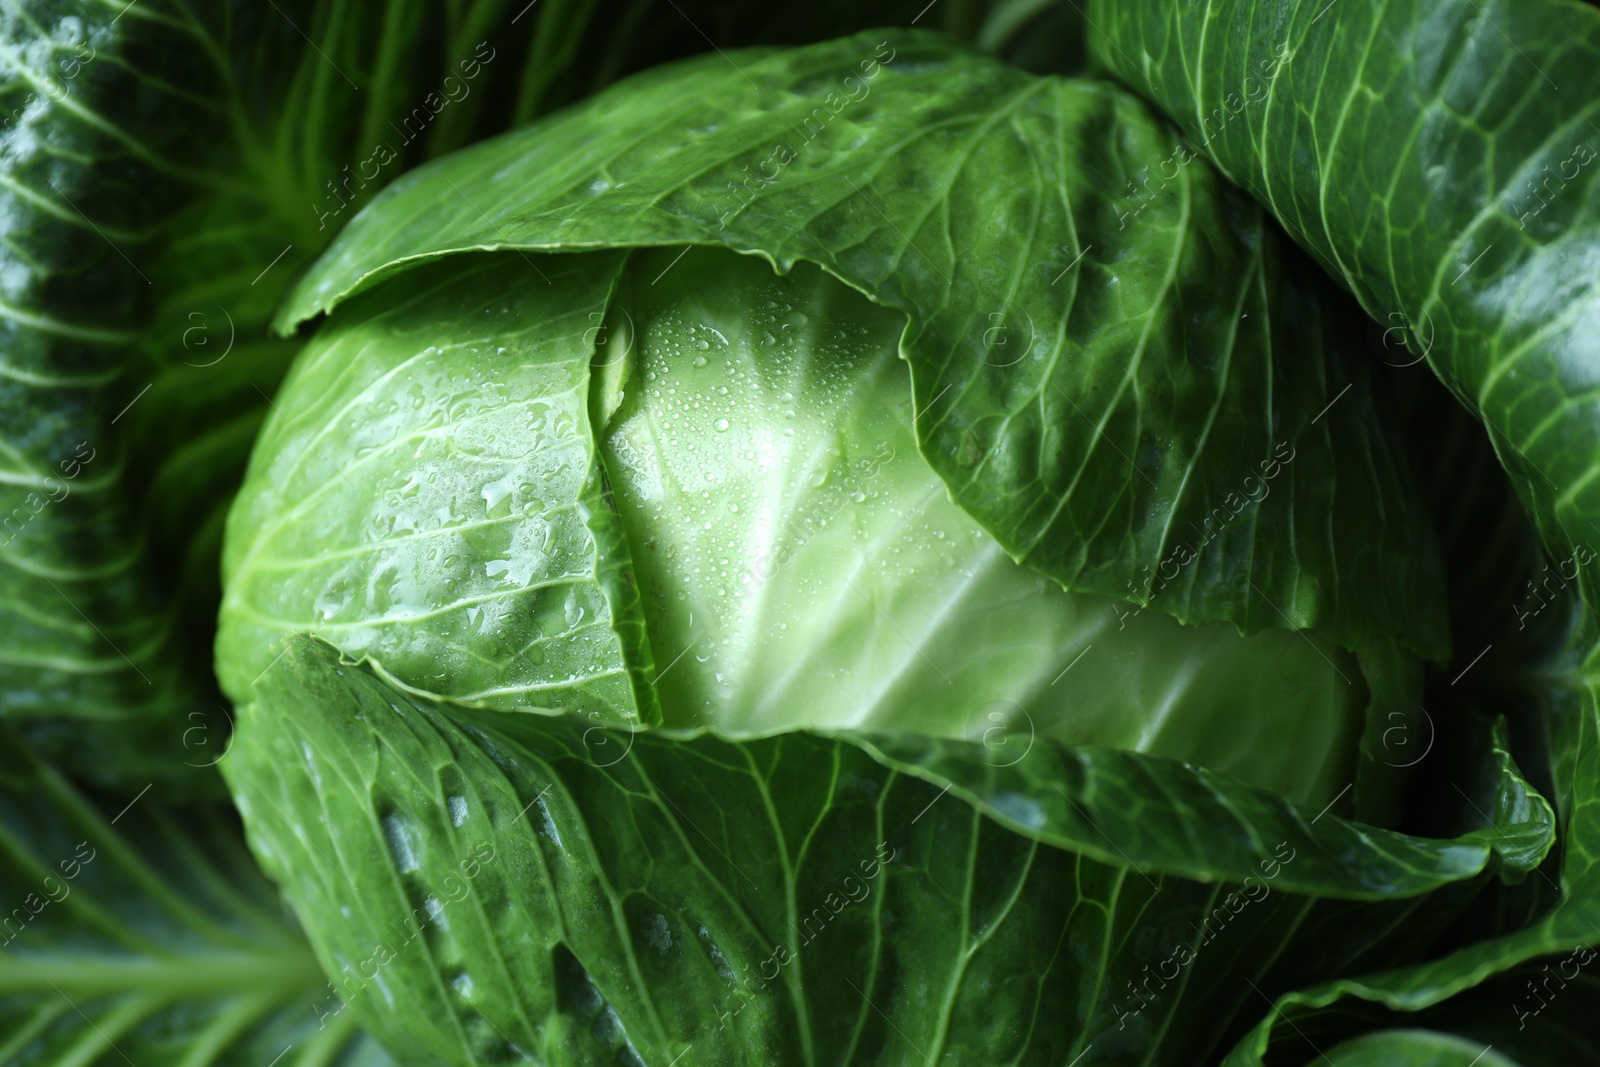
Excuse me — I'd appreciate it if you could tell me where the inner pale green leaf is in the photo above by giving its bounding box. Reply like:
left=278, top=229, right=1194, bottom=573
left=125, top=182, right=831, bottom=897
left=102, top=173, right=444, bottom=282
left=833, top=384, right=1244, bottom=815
left=601, top=247, right=1363, bottom=807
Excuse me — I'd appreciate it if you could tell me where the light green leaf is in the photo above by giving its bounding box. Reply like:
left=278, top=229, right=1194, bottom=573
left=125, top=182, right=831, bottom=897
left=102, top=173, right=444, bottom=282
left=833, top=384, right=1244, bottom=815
left=601, top=246, right=1373, bottom=806
left=217, top=251, right=652, bottom=726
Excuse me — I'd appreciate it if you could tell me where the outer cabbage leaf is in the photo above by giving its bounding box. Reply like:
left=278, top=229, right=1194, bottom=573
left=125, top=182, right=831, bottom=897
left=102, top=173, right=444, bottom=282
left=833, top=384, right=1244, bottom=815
left=1079, top=0, right=1600, bottom=1053
left=224, top=636, right=1552, bottom=1067
left=1082, top=0, right=1600, bottom=606
left=0, top=731, right=392, bottom=1067
left=0, top=0, right=214, bottom=763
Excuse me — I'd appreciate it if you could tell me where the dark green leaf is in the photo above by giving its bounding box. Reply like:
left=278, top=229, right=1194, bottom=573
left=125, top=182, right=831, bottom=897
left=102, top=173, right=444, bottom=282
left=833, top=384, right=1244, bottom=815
left=225, top=636, right=1553, bottom=1067
left=1082, top=0, right=1600, bottom=1048
left=0, top=731, right=390, bottom=1066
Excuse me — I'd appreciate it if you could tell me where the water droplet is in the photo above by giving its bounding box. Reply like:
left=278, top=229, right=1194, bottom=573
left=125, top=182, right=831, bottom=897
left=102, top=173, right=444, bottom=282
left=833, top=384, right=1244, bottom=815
left=714, top=418, right=730, bottom=432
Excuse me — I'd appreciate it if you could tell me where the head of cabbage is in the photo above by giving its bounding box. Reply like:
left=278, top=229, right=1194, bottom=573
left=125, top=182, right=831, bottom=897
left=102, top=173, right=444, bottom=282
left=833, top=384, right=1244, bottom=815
left=219, top=243, right=1363, bottom=808
left=206, top=32, right=1564, bottom=1067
